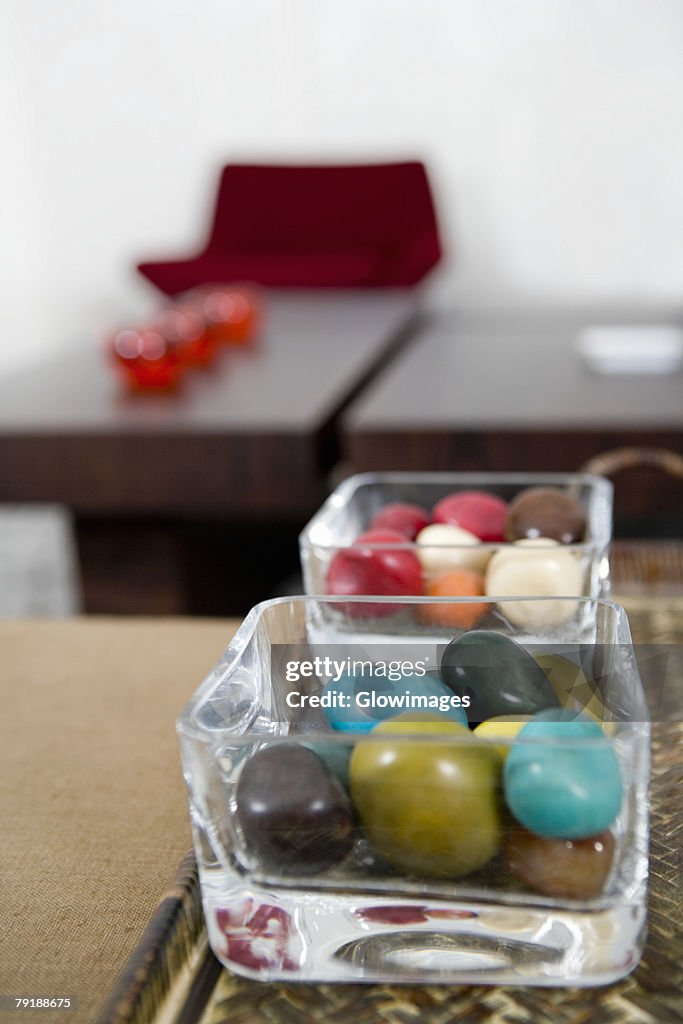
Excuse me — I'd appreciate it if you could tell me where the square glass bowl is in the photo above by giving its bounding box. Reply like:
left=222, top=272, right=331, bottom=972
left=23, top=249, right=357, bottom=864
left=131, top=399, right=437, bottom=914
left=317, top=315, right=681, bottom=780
left=299, top=472, right=613, bottom=609
left=177, top=595, right=649, bottom=986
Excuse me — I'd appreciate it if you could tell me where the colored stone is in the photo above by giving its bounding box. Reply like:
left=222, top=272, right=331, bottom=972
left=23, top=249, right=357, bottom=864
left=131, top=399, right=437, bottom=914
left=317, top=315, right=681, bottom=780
left=349, top=713, right=501, bottom=878
left=505, top=487, right=587, bottom=544
left=419, top=569, right=488, bottom=629
left=236, top=744, right=354, bottom=873
left=326, top=528, right=422, bottom=617
left=321, top=672, right=393, bottom=733
left=503, top=711, right=623, bottom=839
left=432, top=491, right=508, bottom=542
left=532, top=652, right=606, bottom=723
left=303, top=741, right=352, bottom=789
left=485, top=539, right=583, bottom=629
left=440, top=630, right=558, bottom=724
left=505, top=827, right=615, bottom=899
left=472, top=715, right=532, bottom=759
left=322, top=671, right=468, bottom=732
left=370, top=503, right=430, bottom=540
left=416, top=523, right=491, bottom=576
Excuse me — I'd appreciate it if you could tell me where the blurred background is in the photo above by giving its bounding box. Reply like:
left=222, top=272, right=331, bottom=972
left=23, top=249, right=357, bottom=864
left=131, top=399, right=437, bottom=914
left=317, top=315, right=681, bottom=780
left=5, top=0, right=683, bottom=367
left=1, top=0, right=682, bottom=617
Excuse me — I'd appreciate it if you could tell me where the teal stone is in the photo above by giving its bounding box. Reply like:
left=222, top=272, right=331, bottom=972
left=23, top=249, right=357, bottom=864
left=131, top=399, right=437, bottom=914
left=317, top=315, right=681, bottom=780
left=532, top=707, right=594, bottom=724
left=503, top=712, right=623, bottom=839
left=391, top=673, right=469, bottom=727
left=323, top=671, right=468, bottom=733
left=440, top=630, right=559, bottom=725
left=322, top=672, right=391, bottom=733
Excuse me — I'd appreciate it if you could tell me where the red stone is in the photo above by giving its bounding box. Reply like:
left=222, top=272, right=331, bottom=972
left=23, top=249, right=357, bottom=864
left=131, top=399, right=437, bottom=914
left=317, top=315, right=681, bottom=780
left=370, top=502, right=430, bottom=539
left=326, top=528, right=422, bottom=617
left=432, top=491, right=508, bottom=542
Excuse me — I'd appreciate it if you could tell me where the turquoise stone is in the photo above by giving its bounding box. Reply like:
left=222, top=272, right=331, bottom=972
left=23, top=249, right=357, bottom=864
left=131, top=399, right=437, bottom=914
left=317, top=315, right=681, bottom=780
left=392, top=674, right=469, bottom=727
left=322, top=672, right=468, bottom=733
left=322, top=672, right=392, bottom=733
left=440, top=630, right=558, bottom=724
left=503, top=711, right=623, bottom=839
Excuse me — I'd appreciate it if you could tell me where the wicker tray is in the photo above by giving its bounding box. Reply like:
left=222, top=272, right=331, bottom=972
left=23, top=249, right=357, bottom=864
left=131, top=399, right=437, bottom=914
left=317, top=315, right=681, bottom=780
left=97, top=577, right=683, bottom=1024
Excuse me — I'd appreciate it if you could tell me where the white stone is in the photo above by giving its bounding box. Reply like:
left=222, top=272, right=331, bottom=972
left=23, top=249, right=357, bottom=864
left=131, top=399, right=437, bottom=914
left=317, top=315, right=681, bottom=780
left=415, top=523, right=491, bottom=575
left=486, top=538, right=583, bottom=629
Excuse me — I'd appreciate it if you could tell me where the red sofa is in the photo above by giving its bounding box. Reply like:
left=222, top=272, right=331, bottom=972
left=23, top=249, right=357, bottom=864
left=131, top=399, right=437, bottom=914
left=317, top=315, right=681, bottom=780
left=137, top=162, right=442, bottom=294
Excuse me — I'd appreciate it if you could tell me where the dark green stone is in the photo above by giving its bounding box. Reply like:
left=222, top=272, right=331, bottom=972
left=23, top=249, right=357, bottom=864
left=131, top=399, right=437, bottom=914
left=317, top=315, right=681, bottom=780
left=440, top=630, right=559, bottom=725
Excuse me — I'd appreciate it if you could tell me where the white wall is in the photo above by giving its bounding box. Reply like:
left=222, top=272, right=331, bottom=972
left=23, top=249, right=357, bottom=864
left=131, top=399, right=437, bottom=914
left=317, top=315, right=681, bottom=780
left=2, top=0, right=683, bottom=373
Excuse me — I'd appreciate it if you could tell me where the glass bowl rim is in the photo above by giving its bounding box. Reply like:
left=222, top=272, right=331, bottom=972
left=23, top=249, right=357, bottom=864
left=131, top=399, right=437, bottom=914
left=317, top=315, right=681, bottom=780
left=176, top=595, right=644, bottom=744
left=299, top=471, right=614, bottom=553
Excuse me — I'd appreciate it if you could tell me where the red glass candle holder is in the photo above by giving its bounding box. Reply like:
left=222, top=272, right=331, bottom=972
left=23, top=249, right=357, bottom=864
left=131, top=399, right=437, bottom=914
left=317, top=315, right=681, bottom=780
left=159, top=306, right=216, bottom=367
left=109, top=326, right=183, bottom=391
left=187, top=285, right=261, bottom=346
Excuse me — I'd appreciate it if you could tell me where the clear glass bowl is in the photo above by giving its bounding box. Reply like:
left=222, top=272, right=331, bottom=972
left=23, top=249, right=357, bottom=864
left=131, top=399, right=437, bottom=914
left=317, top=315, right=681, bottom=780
left=177, top=595, right=649, bottom=986
left=299, top=472, right=613, bottom=605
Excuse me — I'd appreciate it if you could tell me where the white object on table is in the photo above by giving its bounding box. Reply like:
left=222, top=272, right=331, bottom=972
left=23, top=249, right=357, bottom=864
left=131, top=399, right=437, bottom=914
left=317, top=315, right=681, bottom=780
left=576, top=325, right=683, bottom=375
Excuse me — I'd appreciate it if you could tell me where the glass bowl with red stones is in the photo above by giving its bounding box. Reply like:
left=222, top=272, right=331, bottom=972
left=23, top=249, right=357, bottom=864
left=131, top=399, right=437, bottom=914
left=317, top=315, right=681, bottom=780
left=299, top=473, right=613, bottom=637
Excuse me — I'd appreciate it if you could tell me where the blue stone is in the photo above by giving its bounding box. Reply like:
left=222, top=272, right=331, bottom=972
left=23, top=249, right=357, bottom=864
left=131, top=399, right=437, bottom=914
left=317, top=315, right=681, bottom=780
left=322, top=673, right=392, bottom=733
left=323, top=671, right=468, bottom=733
left=503, top=713, right=622, bottom=839
left=394, top=673, right=469, bottom=727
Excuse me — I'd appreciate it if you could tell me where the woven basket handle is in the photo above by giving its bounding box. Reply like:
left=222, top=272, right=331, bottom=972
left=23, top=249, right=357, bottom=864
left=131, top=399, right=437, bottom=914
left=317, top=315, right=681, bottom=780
left=581, top=447, right=683, bottom=481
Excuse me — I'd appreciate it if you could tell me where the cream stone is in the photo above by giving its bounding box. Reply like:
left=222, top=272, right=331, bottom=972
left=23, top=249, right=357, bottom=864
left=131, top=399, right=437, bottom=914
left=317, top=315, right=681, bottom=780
left=416, top=523, right=491, bottom=575
left=486, top=538, right=583, bottom=629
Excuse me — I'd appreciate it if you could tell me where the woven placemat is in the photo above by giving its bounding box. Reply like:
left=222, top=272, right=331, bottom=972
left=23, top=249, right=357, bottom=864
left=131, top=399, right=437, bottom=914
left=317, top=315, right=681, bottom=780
left=97, top=593, right=683, bottom=1024
left=611, top=540, right=683, bottom=594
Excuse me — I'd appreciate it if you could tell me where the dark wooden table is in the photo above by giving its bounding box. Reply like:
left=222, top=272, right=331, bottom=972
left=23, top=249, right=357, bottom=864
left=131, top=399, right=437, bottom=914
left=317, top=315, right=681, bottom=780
left=0, top=292, right=416, bottom=516
left=0, top=292, right=417, bottom=613
left=343, top=310, right=683, bottom=534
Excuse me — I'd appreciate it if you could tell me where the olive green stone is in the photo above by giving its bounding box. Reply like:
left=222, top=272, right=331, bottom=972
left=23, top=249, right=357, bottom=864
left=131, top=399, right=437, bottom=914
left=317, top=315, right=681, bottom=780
left=440, top=630, right=559, bottom=724
left=532, top=652, right=606, bottom=723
